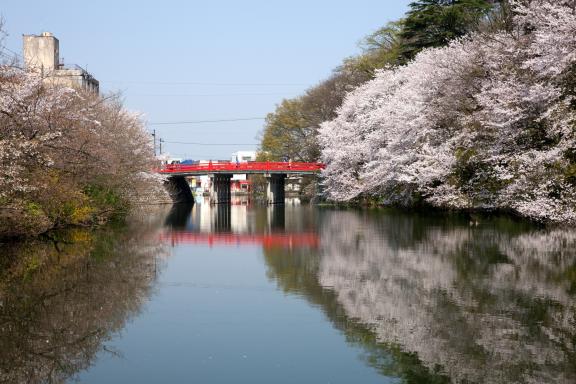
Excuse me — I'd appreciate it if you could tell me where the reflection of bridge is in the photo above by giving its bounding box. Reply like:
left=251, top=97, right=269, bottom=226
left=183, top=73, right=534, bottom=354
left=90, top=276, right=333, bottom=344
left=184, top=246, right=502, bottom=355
left=162, top=201, right=319, bottom=249
left=157, top=161, right=324, bottom=204
left=160, top=231, right=319, bottom=249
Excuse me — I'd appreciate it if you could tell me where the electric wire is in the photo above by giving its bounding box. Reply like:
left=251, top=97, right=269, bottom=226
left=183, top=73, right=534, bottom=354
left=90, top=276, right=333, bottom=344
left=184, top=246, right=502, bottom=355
left=149, top=117, right=265, bottom=125
left=134, top=92, right=294, bottom=97
left=163, top=140, right=258, bottom=146
left=3, top=47, right=22, bottom=58
left=101, top=80, right=309, bottom=86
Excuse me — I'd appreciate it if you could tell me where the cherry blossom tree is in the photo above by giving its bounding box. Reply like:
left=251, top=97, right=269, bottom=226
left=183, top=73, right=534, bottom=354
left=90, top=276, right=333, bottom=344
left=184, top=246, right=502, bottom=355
left=320, top=0, right=576, bottom=223
left=0, top=60, right=163, bottom=236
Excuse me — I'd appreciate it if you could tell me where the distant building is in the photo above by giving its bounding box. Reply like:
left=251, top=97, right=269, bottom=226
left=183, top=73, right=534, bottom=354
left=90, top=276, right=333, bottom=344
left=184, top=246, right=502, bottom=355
left=23, top=32, right=99, bottom=94
left=231, top=179, right=251, bottom=194
left=230, top=151, right=256, bottom=192
left=231, top=151, right=256, bottom=163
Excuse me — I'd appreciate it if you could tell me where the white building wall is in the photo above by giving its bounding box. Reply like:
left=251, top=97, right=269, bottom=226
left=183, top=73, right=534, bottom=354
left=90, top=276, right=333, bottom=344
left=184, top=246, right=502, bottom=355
left=231, top=151, right=256, bottom=163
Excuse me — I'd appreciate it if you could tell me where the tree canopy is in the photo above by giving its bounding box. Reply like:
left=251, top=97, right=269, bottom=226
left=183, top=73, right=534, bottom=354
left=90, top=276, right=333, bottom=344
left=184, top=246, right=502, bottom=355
left=399, top=0, right=495, bottom=62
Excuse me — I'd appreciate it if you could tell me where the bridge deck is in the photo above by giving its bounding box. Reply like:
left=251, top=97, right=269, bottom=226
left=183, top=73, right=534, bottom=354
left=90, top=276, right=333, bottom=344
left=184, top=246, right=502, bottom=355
left=158, top=161, right=325, bottom=176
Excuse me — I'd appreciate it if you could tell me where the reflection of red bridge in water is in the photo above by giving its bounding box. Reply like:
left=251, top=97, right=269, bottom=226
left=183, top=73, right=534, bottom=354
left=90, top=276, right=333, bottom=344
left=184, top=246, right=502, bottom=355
left=160, top=231, right=319, bottom=249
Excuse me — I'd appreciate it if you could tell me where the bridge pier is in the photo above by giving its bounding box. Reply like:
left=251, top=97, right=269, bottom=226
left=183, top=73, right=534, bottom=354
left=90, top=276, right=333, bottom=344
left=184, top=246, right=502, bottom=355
left=209, top=174, right=232, bottom=204
left=266, top=174, right=286, bottom=204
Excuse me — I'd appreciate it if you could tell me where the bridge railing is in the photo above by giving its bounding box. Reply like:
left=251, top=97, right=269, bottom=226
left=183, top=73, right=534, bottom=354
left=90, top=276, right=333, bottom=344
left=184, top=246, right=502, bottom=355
left=158, top=161, right=325, bottom=174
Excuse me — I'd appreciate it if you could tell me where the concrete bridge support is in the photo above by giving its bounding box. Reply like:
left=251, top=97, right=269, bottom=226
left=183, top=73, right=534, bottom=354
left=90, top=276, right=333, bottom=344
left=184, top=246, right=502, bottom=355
left=164, top=176, right=194, bottom=204
left=266, top=174, right=286, bottom=204
left=209, top=174, right=232, bottom=204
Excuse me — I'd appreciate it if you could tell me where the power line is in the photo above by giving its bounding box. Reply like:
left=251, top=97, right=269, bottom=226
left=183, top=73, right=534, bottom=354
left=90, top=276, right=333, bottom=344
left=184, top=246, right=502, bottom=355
left=3, top=47, right=23, bottom=59
left=101, top=80, right=309, bottom=86
left=164, top=140, right=258, bottom=146
left=149, top=117, right=265, bottom=125
left=0, top=50, right=19, bottom=61
left=134, top=92, right=295, bottom=97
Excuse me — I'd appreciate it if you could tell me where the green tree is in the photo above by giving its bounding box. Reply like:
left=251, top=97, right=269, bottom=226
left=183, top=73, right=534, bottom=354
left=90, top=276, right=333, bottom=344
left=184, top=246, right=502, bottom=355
left=259, top=98, right=313, bottom=162
left=345, top=20, right=405, bottom=75
left=399, top=0, right=494, bottom=62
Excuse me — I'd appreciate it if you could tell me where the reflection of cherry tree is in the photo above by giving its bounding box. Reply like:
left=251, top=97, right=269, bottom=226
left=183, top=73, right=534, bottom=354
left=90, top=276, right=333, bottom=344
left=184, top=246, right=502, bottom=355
left=318, top=211, right=576, bottom=383
left=0, top=208, right=169, bottom=383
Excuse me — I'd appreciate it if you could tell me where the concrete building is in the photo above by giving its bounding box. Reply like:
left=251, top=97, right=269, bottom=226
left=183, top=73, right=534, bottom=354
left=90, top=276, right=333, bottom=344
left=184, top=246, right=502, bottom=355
left=231, top=151, right=257, bottom=163
left=23, top=32, right=99, bottom=94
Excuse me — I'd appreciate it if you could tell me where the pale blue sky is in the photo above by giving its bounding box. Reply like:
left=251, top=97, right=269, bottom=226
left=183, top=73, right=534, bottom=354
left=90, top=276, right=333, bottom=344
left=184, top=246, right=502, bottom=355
left=2, top=1, right=411, bottom=159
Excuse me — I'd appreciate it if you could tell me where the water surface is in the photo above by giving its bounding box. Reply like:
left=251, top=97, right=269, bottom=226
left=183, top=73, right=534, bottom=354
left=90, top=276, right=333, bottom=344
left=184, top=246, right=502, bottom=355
left=1, top=201, right=575, bottom=383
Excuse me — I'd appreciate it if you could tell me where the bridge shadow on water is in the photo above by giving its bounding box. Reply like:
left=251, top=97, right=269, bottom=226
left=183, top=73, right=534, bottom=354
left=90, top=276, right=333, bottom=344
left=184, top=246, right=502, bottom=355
left=164, top=203, right=194, bottom=229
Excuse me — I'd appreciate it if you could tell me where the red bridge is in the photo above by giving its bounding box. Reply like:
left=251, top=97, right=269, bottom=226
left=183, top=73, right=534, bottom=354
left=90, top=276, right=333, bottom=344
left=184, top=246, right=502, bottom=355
left=158, top=161, right=325, bottom=176
left=157, top=161, right=325, bottom=205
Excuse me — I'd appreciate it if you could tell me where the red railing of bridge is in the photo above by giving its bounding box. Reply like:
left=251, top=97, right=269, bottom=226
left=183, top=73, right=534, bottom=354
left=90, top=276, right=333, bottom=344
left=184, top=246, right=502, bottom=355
left=160, top=231, right=319, bottom=249
left=157, top=161, right=325, bottom=174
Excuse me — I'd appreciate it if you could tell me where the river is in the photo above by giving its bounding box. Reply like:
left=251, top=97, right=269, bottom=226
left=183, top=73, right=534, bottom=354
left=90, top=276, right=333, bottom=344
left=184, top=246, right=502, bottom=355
left=1, top=200, right=575, bottom=383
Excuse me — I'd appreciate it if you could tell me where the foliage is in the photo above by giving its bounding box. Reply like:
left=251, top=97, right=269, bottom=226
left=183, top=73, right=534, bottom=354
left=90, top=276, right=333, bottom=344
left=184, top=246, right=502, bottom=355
left=260, top=98, right=313, bottom=161
left=399, top=0, right=495, bottom=62
left=320, top=0, right=576, bottom=223
left=346, top=20, right=405, bottom=75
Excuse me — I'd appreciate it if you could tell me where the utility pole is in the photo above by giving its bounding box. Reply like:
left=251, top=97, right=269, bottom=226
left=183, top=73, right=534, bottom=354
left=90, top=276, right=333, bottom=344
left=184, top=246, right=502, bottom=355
left=151, top=129, right=157, bottom=156
left=159, top=138, right=164, bottom=155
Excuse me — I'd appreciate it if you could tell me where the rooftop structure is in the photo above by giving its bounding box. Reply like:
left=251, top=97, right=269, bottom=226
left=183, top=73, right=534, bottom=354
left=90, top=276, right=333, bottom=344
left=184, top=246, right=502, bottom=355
left=23, top=32, right=99, bottom=94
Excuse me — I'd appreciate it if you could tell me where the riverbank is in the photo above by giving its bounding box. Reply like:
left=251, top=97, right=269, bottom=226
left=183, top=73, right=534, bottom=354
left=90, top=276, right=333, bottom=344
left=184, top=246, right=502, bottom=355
left=315, top=199, right=549, bottom=230
left=0, top=178, right=170, bottom=240
left=0, top=183, right=165, bottom=240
